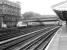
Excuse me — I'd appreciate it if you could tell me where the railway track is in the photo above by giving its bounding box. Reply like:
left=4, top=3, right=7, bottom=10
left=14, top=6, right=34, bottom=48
left=18, top=26, right=60, bottom=50
left=0, top=25, right=55, bottom=41
left=0, top=25, right=61, bottom=50
left=0, top=25, right=60, bottom=50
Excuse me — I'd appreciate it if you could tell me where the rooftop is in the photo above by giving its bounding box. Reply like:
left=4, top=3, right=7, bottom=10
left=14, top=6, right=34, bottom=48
left=0, top=0, right=20, bottom=8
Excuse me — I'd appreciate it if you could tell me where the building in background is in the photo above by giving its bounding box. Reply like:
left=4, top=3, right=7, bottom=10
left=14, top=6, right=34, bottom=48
left=0, top=0, right=21, bottom=27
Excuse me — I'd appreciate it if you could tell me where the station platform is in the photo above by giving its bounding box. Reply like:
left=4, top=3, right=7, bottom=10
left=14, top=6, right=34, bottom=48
left=46, top=23, right=67, bottom=50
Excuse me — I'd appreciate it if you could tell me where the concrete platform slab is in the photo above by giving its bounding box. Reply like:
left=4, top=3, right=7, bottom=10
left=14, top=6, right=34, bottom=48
left=46, top=24, right=67, bottom=50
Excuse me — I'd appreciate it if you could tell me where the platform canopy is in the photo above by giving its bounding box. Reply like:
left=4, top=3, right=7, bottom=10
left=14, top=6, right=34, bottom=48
left=52, top=1, right=67, bottom=11
left=52, top=1, right=67, bottom=21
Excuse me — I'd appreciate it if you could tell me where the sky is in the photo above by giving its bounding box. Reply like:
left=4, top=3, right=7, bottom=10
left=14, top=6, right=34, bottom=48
left=9, top=0, right=66, bottom=15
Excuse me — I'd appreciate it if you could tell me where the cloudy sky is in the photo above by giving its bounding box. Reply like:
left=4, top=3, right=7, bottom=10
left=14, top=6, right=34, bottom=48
left=9, top=0, right=65, bottom=15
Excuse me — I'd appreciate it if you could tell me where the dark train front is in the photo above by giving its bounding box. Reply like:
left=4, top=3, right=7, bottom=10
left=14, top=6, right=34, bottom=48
left=52, top=1, right=67, bottom=24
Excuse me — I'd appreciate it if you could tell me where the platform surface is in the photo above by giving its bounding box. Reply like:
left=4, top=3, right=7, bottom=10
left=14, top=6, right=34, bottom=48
left=46, top=23, right=67, bottom=50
